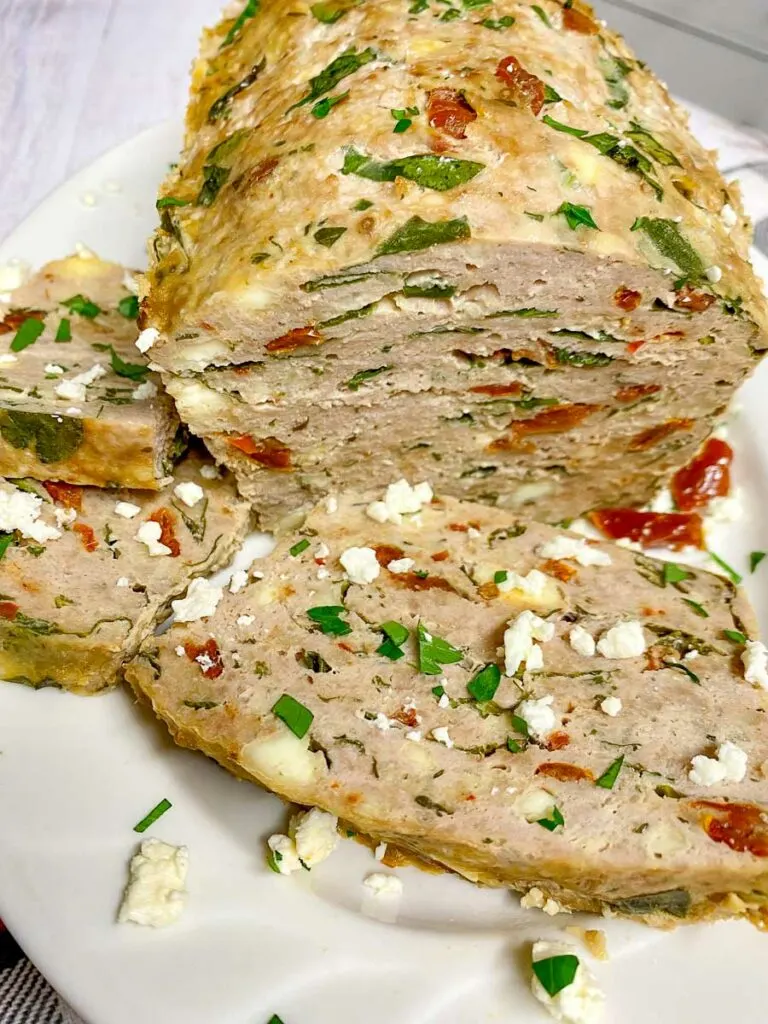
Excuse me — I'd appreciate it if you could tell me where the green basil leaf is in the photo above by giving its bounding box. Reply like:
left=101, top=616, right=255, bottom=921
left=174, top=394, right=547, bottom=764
left=272, top=693, right=314, bottom=738
left=376, top=216, right=470, bottom=256
left=156, top=196, right=191, bottom=209
left=307, top=605, right=352, bottom=636
left=531, top=4, right=551, bottom=26
left=480, top=15, right=515, bottom=29
left=750, top=551, right=766, bottom=573
left=311, top=91, right=349, bottom=119
left=723, top=629, right=747, bottom=644
left=62, top=295, right=100, bottom=318
left=345, top=365, right=392, bottom=390
left=595, top=754, right=624, bottom=789
left=553, top=347, right=613, bottom=366
left=542, top=115, right=588, bottom=137
left=537, top=805, right=565, bottom=831
left=289, top=47, right=376, bottom=111
left=631, top=218, right=705, bottom=280
left=118, top=295, right=140, bottom=319
left=10, top=318, right=45, bottom=352
left=55, top=318, right=71, bottom=343
left=417, top=621, right=463, bottom=675
left=557, top=202, right=599, bottom=231
left=486, top=307, right=558, bottom=319
left=311, top=0, right=362, bottom=22
left=208, top=59, right=266, bottom=122
left=220, top=0, right=260, bottom=47
left=467, top=663, right=501, bottom=701
left=663, top=562, right=691, bottom=585
left=314, top=226, right=347, bottom=248
left=709, top=551, right=742, bottom=585
left=626, top=121, right=682, bottom=167
left=683, top=598, right=709, bottom=618
left=599, top=54, right=632, bottom=110
left=0, top=410, right=84, bottom=464
left=107, top=345, right=149, bottom=382
left=342, top=149, right=485, bottom=191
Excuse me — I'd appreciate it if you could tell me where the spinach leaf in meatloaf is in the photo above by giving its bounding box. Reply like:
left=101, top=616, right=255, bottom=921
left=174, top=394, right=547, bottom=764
left=610, top=889, right=691, bottom=919
left=198, top=129, right=253, bottom=205
left=208, top=59, right=267, bottom=123
left=342, top=149, right=485, bottom=191
left=301, top=270, right=387, bottom=292
left=625, top=122, right=682, bottom=167
left=319, top=301, right=376, bottom=327
left=0, top=411, right=84, bottom=464
left=220, top=0, right=260, bottom=48
left=376, top=216, right=471, bottom=256
left=631, top=217, right=705, bottom=280
left=599, top=53, right=633, bottom=110
left=345, top=366, right=392, bottom=390
left=552, top=347, right=613, bottom=366
left=310, top=0, right=363, bottom=23
left=288, top=47, right=376, bottom=112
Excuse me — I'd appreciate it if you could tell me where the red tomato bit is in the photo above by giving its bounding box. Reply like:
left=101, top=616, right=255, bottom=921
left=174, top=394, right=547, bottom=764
left=495, top=56, right=546, bottom=116
left=184, top=638, right=224, bottom=679
left=72, top=523, right=98, bottom=552
left=469, top=382, right=524, bottom=397
left=693, top=801, right=768, bottom=857
left=0, top=309, right=45, bottom=334
left=589, top=508, right=704, bottom=550
left=426, top=88, right=477, bottom=140
left=614, top=286, right=642, bottom=312
left=628, top=418, right=694, bottom=451
left=614, top=383, right=662, bottom=403
left=42, top=481, right=83, bottom=511
left=148, top=508, right=181, bottom=556
left=228, top=435, right=293, bottom=470
left=0, top=601, right=18, bottom=619
left=536, top=762, right=593, bottom=782
left=265, top=325, right=323, bottom=355
left=562, top=5, right=599, bottom=33
left=671, top=437, right=733, bottom=512
left=674, top=285, right=716, bottom=312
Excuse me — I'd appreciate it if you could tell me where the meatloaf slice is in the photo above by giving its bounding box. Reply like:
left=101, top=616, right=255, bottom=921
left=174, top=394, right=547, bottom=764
left=125, top=484, right=768, bottom=928
left=0, top=254, right=181, bottom=489
left=0, top=448, right=252, bottom=694
left=143, top=0, right=767, bottom=529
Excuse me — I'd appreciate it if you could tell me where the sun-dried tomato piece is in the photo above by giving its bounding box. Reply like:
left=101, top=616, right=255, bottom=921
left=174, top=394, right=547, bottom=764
left=674, top=285, right=716, bottom=312
left=628, top=418, right=695, bottom=451
left=546, top=731, right=570, bottom=751
left=42, top=481, right=83, bottom=511
left=589, top=508, right=704, bottom=550
left=693, top=801, right=768, bottom=857
left=426, top=87, right=478, bottom=140
left=671, top=437, right=733, bottom=512
left=495, top=56, right=546, bottom=116
left=184, top=637, right=224, bottom=679
left=148, top=507, right=181, bottom=556
left=614, top=286, right=642, bottom=311
left=488, top=403, right=600, bottom=452
left=265, top=325, right=323, bottom=355
left=432, top=550, right=450, bottom=562
left=228, top=435, right=293, bottom=470
left=626, top=340, right=645, bottom=355
left=448, top=521, right=480, bottom=533
left=540, top=558, right=577, bottom=582
left=563, top=5, right=599, bottom=33
left=614, top=383, right=662, bottom=403
left=232, top=156, right=279, bottom=193
left=469, top=382, right=524, bottom=398
left=394, top=707, right=419, bottom=728
left=392, top=572, right=456, bottom=594
left=374, top=544, right=406, bottom=567
left=536, top=762, right=594, bottom=782
left=72, top=523, right=98, bottom=552
left=0, top=601, right=18, bottom=619
left=0, top=309, right=45, bottom=335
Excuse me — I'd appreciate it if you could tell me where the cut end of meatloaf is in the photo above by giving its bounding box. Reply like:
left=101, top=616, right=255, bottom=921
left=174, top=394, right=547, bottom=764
left=0, top=447, right=252, bottom=694
left=125, top=483, right=768, bottom=928
left=141, top=1, right=767, bottom=527
left=0, top=254, right=182, bottom=489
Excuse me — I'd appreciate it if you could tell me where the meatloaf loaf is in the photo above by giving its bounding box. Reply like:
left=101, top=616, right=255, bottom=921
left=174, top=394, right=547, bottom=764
left=0, top=254, right=181, bottom=489
left=143, top=0, right=767, bottom=530
left=0, top=449, right=251, bottom=694
left=125, top=482, right=768, bottom=928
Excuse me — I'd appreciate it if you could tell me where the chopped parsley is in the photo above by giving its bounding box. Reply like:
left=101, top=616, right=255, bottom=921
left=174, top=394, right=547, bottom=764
left=267, top=1017, right=285, bottom=1024
left=220, top=0, right=260, bottom=47
left=198, top=128, right=253, bottom=205
left=10, top=318, right=45, bottom=352
left=311, top=91, right=349, bottom=119
left=289, top=47, right=376, bottom=112
left=486, top=307, right=559, bottom=319
left=133, top=797, right=172, bottom=834
left=553, top=347, right=613, bottom=367
left=431, top=684, right=446, bottom=699
left=353, top=199, right=373, bottom=211
left=543, top=84, right=562, bottom=104
left=117, top=295, right=140, bottom=319
left=377, top=620, right=409, bottom=660
left=494, top=570, right=508, bottom=584
left=709, top=551, right=742, bottom=585
left=542, top=115, right=588, bottom=137
left=631, top=217, right=705, bottom=280
left=626, top=121, right=682, bottom=167
left=289, top=538, right=310, bottom=557
left=557, top=202, right=599, bottom=231
left=417, top=621, right=463, bottom=675
left=208, top=59, right=266, bottom=122
left=511, top=713, right=530, bottom=737
left=543, top=120, right=663, bottom=199
left=376, top=215, right=470, bottom=256
left=311, top=0, right=361, bottom=22
left=595, top=755, right=624, bottom=790
left=403, top=279, right=456, bottom=299
left=724, top=629, right=747, bottom=644
left=156, top=196, right=191, bottom=209
left=507, top=737, right=523, bottom=753
left=391, top=105, right=419, bottom=133
left=531, top=4, right=551, bottom=26
left=62, top=294, right=101, bottom=318
left=750, top=551, right=766, bottom=573
left=532, top=954, right=579, bottom=997
left=467, top=663, right=501, bottom=701
left=665, top=661, right=700, bottom=684
left=599, top=53, right=632, bottom=110
left=537, top=805, right=564, bottom=832
left=342, top=149, right=484, bottom=192
left=272, top=693, right=314, bottom=738
left=683, top=598, right=708, bottom=618
left=0, top=533, right=15, bottom=560
left=663, top=562, right=691, bottom=585
left=307, top=605, right=351, bottom=636
left=314, top=226, right=347, bottom=248
left=55, top=318, right=71, bottom=343
left=481, top=14, right=515, bottom=28
left=102, top=344, right=149, bottom=382
left=345, top=365, right=392, bottom=390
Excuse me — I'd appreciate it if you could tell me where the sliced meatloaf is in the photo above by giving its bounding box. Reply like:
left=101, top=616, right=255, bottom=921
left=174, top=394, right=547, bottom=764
left=0, top=449, right=251, bottom=694
left=0, top=254, right=181, bottom=489
left=125, top=483, right=768, bottom=928
left=143, top=0, right=767, bottom=529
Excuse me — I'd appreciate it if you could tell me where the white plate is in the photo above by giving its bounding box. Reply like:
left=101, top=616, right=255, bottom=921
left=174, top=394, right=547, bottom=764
left=1, top=121, right=768, bottom=1024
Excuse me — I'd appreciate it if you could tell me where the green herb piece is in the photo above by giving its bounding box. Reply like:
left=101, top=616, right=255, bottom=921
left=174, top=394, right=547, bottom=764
left=307, top=605, right=351, bottom=636
left=199, top=165, right=232, bottom=208
left=709, top=551, right=742, bottom=585
left=267, top=849, right=282, bottom=873
left=208, top=58, right=266, bottom=122
left=663, top=562, right=691, bottom=585
left=537, top=805, right=565, bottom=832
left=595, top=754, right=624, bottom=790
left=156, top=196, right=190, bottom=209
left=462, top=0, right=492, bottom=7
left=290, top=538, right=310, bottom=556
left=543, top=84, right=562, bottom=104
left=481, top=14, right=515, bottom=28
left=289, top=47, right=376, bottom=112
left=542, top=115, right=588, bottom=138
left=415, top=794, right=453, bottom=816
left=302, top=270, right=381, bottom=292
left=532, top=954, right=579, bottom=997
left=314, top=226, right=347, bottom=248
left=0, top=410, right=84, bottom=464
left=626, top=121, right=682, bottom=167
left=599, top=54, right=632, bottom=110
left=417, top=621, right=463, bottom=675
left=220, top=0, right=259, bottom=47
left=585, top=135, right=663, bottom=200
left=391, top=105, right=419, bottom=133
left=531, top=4, right=551, bottom=26
left=553, top=347, right=613, bottom=367
left=409, top=0, right=429, bottom=10
left=251, top=253, right=270, bottom=264
left=319, top=301, right=377, bottom=328
left=507, top=736, right=523, bottom=753
left=551, top=328, right=623, bottom=344
left=198, top=128, right=253, bottom=205
left=104, top=345, right=149, bottom=382
left=431, top=684, right=445, bottom=699
left=631, top=217, right=705, bottom=279
left=353, top=199, right=373, bottom=211
left=55, top=594, right=74, bottom=608
left=183, top=699, right=220, bottom=710
left=487, top=307, right=558, bottom=319
left=557, top=202, right=599, bottom=231
left=311, top=0, right=361, bottom=22
left=665, top=661, right=700, bottom=684
left=610, top=888, right=691, bottom=919
left=494, top=570, right=508, bottom=584
left=55, top=318, right=71, bottom=343
left=511, top=713, right=530, bottom=737
left=0, top=533, right=14, bottom=560
left=683, top=598, right=708, bottom=618
left=272, top=693, right=314, bottom=738
left=376, top=215, right=470, bottom=256
left=377, top=620, right=410, bottom=660
left=342, top=149, right=485, bottom=192
left=467, top=663, right=501, bottom=702
left=724, top=629, right=747, bottom=644
left=133, top=798, right=172, bottom=833
left=345, top=365, right=392, bottom=390
left=117, top=295, right=140, bottom=320
left=311, top=91, right=349, bottom=119
left=440, top=8, right=461, bottom=21
left=299, top=650, right=331, bottom=672
left=267, top=1016, right=285, bottom=1024
left=750, top=551, right=766, bottom=573
left=525, top=211, right=545, bottom=221
left=62, top=294, right=101, bottom=318
left=403, top=280, right=456, bottom=299
left=10, top=318, right=45, bottom=352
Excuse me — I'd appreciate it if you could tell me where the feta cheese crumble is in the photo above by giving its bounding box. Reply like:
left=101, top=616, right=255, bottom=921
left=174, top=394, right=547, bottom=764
left=521, top=888, right=566, bottom=916
left=171, top=577, right=224, bottom=622
left=340, top=545, right=380, bottom=585
left=136, top=520, right=172, bottom=557
left=689, top=740, right=748, bottom=787
left=387, top=557, right=415, bottom=573
left=366, top=478, right=433, bottom=525
left=364, top=873, right=403, bottom=897
left=54, top=507, right=77, bottom=528
left=133, top=380, right=157, bottom=401
left=291, top=807, right=339, bottom=868
left=117, top=839, right=188, bottom=928
left=431, top=726, right=453, bottom=748
left=374, top=843, right=387, bottom=861
left=530, top=940, right=605, bottom=1024
left=569, top=625, right=596, bottom=658
left=173, top=481, right=205, bottom=508
left=516, top=695, right=556, bottom=742
left=54, top=363, right=106, bottom=403
left=229, top=569, right=248, bottom=594
left=136, top=327, right=159, bottom=353
left=497, top=568, right=550, bottom=597
left=503, top=610, right=555, bottom=676
left=596, top=620, right=646, bottom=659
left=200, top=464, right=220, bottom=480
left=537, top=536, right=611, bottom=567
left=236, top=614, right=255, bottom=626
left=116, top=577, right=130, bottom=588
left=114, top=501, right=141, bottom=519
left=742, top=640, right=768, bottom=688
left=0, top=486, right=60, bottom=544
left=600, top=696, right=622, bottom=717
left=267, top=833, right=301, bottom=875
left=44, top=363, right=64, bottom=376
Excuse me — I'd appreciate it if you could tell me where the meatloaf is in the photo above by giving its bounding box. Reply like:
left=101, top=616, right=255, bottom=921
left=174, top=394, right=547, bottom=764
left=0, top=449, right=251, bottom=694
left=0, top=254, right=181, bottom=489
left=143, top=0, right=767, bottom=530
left=125, top=483, right=768, bottom=927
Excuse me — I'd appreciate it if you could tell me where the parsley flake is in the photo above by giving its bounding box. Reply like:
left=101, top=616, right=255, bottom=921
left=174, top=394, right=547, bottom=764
left=272, top=693, right=314, bottom=738
left=417, top=621, right=463, bottom=675
left=314, top=226, right=347, bottom=248
left=709, top=551, right=742, bottom=585
left=480, top=15, right=515, bottom=29
left=595, top=755, right=624, bottom=790
left=724, top=629, right=747, bottom=644
left=289, top=538, right=310, bottom=557
left=494, top=570, right=508, bottom=584
left=750, top=551, right=766, bottom=573
left=117, top=295, right=140, bottom=319
left=557, top=202, right=599, bottom=231
left=10, top=318, right=45, bottom=352
left=311, top=91, right=349, bottom=119
left=133, top=798, right=172, bottom=833
left=289, top=47, right=376, bottom=112
left=537, top=805, right=564, bottom=831
left=156, top=196, right=191, bottom=209
left=511, top=713, right=530, bottom=737
left=683, top=598, right=708, bottom=618
left=391, top=105, right=419, bottom=133
left=307, top=605, right=351, bottom=636
left=663, top=562, right=691, bottom=585
left=532, top=954, right=579, bottom=997
left=62, top=294, right=101, bottom=318
left=105, top=344, right=149, bottom=382
left=531, top=5, right=551, bottom=26
left=377, top=620, right=409, bottom=660
left=55, top=318, right=71, bottom=343
left=467, top=663, right=501, bottom=702
left=507, top=736, right=523, bottom=753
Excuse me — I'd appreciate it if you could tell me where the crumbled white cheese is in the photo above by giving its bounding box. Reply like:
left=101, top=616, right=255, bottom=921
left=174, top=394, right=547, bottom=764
left=516, top=788, right=556, bottom=822
left=525, top=644, right=544, bottom=671
left=340, top=545, right=380, bottom=585
left=569, top=625, right=596, bottom=658
left=405, top=730, right=422, bottom=742
left=689, top=740, right=748, bottom=787
left=600, top=696, right=622, bottom=717
left=374, top=843, right=387, bottom=861
left=372, top=712, right=393, bottom=732
left=0, top=354, right=17, bottom=365
left=44, top=363, right=65, bottom=376
left=200, top=464, right=220, bottom=480
left=537, top=536, right=611, bottom=567
left=497, top=568, right=550, bottom=597
left=387, top=557, right=415, bottom=573
left=743, top=640, right=768, bottom=688
left=136, top=327, right=159, bottom=353
left=521, top=888, right=566, bottom=916
left=236, top=614, right=255, bottom=626
left=684, top=650, right=699, bottom=662
left=267, top=834, right=301, bottom=875
left=171, top=577, right=223, bottom=622
left=325, top=494, right=338, bottom=514
left=115, top=501, right=141, bottom=519
left=136, top=520, right=172, bottom=557
left=438, top=693, right=450, bottom=709
left=705, top=265, right=723, bottom=283
left=54, top=507, right=77, bottom=528
left=0, top=487, right=60, bottom=543
left=503, top=610, right=555, bottom=676
left=315, top=542, right=330, bottom=559
left=117, top=839, right=188, bottom=928
left=365, top=478, right=433, bottom=525
left=317, top=567, right=330, bottom=580
left=133, top=380, right=157, bottom=401
left=196, top=653, right=215, bottom=673
left=721, top=203, right=738, bottom=228
left=431, top=726, right=453, bottom=748
left=704, top=491, right=743, bottom=530
left=597, top=620, right=646, bottom=659
left=175, top=645, right=185, bottom=656
left=173, top=481, right=204, bottom=508
left=229, top=569, right=248, bottom=594
left=116, top=577, right=130, bottom=588
left=531, top=939, right=605, bottom=1024
left=291, top=808, right=339, bottom=868
left=364, top=873, right=403, bottom=897
left=54, top=363, right=106, bottom=403
left=516, top=695, right=556, bottom=742
left=647, top=487, right=674, bottom=514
